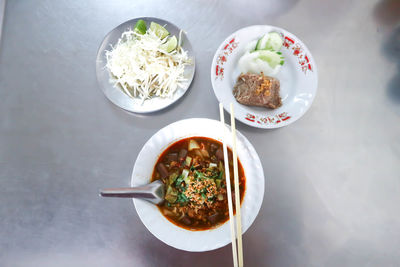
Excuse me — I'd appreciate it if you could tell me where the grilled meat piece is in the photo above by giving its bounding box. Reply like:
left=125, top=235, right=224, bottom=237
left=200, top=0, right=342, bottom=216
left=233, top=73, right=282, bottom=109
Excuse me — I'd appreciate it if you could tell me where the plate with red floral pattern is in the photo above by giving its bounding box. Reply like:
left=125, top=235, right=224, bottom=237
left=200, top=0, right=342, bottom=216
left=211, top=25, right=318, bottom=129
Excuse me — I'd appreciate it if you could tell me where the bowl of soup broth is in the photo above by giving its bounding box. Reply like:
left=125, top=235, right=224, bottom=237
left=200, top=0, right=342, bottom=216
left=152, top=136, right=246, bottom=230
left=131, top=118, right=264, bottom=251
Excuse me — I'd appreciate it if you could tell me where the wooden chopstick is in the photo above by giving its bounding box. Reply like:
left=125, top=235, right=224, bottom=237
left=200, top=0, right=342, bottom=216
left=219, top=103, right=238, bottom=267
left=230, top=103, right=243, bottom=267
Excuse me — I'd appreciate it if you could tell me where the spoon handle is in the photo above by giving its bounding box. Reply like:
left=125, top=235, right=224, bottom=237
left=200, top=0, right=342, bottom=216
left=99, top=180, right=165, bottom=204
left=100, top=187, right=154, bottom=198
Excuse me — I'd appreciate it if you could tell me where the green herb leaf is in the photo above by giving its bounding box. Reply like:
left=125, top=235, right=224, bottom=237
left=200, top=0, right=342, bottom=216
left=176, top=192, right=189, bottom=204
left=175, top=175, right=183, bottom=187
left=194, top=170, right=206, bottom=179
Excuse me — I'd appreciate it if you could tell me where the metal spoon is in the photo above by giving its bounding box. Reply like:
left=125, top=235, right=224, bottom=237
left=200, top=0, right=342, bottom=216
left=99, top=180, right=165, bottom=205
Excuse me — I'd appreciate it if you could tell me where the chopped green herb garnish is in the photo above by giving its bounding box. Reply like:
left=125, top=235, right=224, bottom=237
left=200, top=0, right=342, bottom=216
left=175, top=175, right=184, bottom=190
left=194, top=170, right=206, bottom=179
left=176, top=192, right=188, bottom=203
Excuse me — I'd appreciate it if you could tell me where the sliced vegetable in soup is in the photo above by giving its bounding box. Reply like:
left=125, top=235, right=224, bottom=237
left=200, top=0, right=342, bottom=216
left=151, top=137, right=246, bottom=231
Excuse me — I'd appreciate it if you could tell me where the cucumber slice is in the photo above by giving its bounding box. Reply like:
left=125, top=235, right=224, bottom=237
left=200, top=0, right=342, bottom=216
left=161, top=36, right=178, bottom=52
left=255, top=32, right=283, bottom=51
left=134, top=19, right=147, bottom=34
left=264, top=32, right=283, bottom=51
left=257, top=50, right=283, bottom=68
left=255, top=34, right=269, bottom=50
left=150, top=22, right=170, bottom=39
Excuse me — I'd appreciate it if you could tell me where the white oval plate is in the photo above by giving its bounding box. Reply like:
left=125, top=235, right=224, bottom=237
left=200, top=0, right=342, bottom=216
left=96, top=17, right=195, bottom=113
left=211, top=25, right=318, bottom=128
left=131, top=118, right=265, bottom=251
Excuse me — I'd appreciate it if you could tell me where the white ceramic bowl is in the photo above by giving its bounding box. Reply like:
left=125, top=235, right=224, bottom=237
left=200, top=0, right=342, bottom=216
left=211, top=25, right=318, bottom=128
left=131, top=118, right=265, bottom=251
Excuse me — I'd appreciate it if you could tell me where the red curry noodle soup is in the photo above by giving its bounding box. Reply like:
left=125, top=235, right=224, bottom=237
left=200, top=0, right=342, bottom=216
left=151, top=137, right=246, bottom=231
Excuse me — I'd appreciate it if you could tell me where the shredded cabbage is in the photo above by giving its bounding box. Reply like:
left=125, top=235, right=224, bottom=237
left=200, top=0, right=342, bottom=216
left=105, top=28, right=191, bottom=102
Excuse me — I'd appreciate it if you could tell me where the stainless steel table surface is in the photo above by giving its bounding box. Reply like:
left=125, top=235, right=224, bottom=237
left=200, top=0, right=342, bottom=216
left=1, top=0, right=399, bottom=266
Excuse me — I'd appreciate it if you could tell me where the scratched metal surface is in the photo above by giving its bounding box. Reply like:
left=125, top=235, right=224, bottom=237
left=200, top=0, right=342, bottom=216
left=0, top=0, right=399, bottom=266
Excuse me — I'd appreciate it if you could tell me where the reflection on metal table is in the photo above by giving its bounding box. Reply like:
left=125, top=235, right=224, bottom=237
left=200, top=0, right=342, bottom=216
left=0, top=0, right=399, bottom=266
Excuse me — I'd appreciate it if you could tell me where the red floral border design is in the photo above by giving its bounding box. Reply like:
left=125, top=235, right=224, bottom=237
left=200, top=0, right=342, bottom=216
left=282, top=34, right=313, bottom=74
left=245, top=112, right=291, bottom=125
left=215, top=37, right=238, bottom=80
